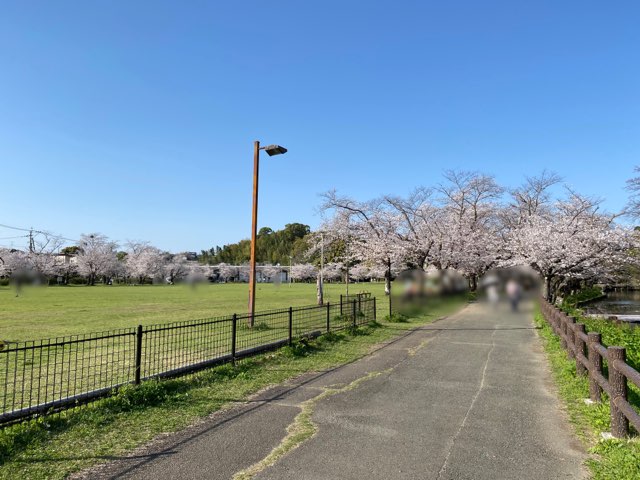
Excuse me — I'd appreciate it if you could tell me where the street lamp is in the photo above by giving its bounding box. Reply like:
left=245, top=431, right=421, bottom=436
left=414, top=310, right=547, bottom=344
left=317, top=232, right=324, bottom=305
left=248, top=140, right=287, bottom=326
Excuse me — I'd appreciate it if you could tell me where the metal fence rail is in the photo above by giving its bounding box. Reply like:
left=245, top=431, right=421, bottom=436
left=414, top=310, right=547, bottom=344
left=0, top=296, right=376, bottom=428
left=540, top=299, right=640, bottom=437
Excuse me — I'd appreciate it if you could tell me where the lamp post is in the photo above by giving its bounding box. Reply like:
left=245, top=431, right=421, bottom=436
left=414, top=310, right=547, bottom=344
left=317, top=232, right=324, bottom=305
left=248, top=140, right=287, bottom=327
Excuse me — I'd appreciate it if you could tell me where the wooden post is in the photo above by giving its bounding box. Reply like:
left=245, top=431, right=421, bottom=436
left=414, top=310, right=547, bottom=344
left=575, top=323, right=587, bottom=376
left=609, top=346, right=629, bottom=438
left=566, top=316, right=576, bottom=359
left=560, top=314, right=568, bottom=351
left=587, top=332, right=602, bottom=402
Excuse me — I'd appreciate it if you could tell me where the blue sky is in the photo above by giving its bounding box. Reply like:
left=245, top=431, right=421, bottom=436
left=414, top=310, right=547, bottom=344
left=1, top=1, right=639, bottom=252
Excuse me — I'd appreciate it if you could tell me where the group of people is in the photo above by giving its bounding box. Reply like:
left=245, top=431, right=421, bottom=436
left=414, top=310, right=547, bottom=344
left=482, top=273, right=523, bottom=311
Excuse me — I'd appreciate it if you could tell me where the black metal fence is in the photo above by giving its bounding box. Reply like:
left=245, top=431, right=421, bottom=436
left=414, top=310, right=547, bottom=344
left=0, top=296, right=376, bottom=428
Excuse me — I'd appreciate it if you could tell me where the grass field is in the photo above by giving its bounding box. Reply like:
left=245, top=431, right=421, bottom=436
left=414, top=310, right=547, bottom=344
left=0, top=282, right=388, bottom=342
left=0, top=295, right=467, bottom=480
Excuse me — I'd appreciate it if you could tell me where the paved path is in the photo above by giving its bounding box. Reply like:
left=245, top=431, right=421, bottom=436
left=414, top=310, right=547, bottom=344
left=80, top=302, right=586, bottom=480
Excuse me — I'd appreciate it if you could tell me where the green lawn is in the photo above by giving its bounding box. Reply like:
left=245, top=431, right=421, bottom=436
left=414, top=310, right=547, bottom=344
left=0, top=282, right=388, bottom=342
left=0, top=295, right=467, bottom=480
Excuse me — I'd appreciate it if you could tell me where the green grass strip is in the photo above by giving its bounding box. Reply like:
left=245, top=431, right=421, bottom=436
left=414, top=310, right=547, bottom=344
left=533, top=310, right=640, bottom=479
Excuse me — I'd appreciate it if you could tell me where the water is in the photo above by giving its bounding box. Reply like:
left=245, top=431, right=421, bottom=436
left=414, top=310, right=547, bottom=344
left=582, top=291, right=640, bottom=324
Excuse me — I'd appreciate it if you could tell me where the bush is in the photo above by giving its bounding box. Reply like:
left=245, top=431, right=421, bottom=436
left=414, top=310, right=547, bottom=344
left=385, top=312, right=409, bottom=323
left=281, top=337, right=317, bottom=357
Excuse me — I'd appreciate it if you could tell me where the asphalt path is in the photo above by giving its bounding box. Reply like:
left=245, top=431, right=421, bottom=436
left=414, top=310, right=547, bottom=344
left=78, top=301, right=586, bottom=480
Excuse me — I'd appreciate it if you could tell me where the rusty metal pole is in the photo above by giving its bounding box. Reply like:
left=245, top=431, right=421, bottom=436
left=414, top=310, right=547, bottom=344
left=248, top=141, right=260, bottom=327
left=587, top=332, right=602, bottom=402
left=609, top=346, right=629, bottom=438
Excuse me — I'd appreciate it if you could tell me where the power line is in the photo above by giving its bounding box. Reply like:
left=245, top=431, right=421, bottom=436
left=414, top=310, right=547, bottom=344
left=0, top=222, right=79, bottom=243
left=0, top=223, right=31, bottom=233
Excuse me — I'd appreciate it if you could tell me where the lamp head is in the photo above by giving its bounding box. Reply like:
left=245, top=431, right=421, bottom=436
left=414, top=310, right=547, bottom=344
left=263, top=144, right=288, bottom=156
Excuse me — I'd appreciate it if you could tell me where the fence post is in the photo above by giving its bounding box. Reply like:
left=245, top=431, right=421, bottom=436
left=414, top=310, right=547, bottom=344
left=288, top=306, right=293, bottom=345
left=587, top=332, right=602, bottom=402
left=551, top=309, right=559, bottom=333
left=567, top=317, right=577, bottom=360
left=559, top=313, right=568, bottom=351
left=358, top=294, right=362, bottom=316
left=326, top=302, right=331, bottom=333
left=373, top=297, right=377, bottom=322
left=609, top=346, right=629, bottom=438
left=575, top=323, right=587, bottom=376
left=389, top=294, right=392, bottom=319
left=352, top=299, right=357, bottom=328
left=340, top=295, right=343, bottom=315
left=231, top=314, right=237, bottom=363
left=134, top=325, right=143, bottom=385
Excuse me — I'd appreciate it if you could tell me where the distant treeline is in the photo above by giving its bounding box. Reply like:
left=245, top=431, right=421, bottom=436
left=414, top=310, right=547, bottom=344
left=199, top=223, right=312, bottom=265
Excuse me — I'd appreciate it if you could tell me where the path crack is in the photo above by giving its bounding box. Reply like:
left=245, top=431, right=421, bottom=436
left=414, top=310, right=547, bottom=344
left=436, top=328, right=497, bottom=480
left=232, top=369, right=390, bottom=480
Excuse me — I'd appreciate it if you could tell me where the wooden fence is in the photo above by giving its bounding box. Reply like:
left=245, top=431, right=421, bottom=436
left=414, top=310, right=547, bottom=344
left=540, top=299, right=640, bottom=437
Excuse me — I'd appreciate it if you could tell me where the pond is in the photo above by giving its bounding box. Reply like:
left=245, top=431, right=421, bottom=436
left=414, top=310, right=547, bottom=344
left=582, top=291, right=640, bottom=324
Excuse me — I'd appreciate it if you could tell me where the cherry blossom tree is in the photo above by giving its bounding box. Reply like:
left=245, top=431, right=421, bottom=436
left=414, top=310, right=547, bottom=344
left=290, top=264, right=317, bottom=282
left=350, top=264, right=370, bottom=282
left=163, top=254, right=191, bottom=284
left=504, top=187, right=633, bottom=300
left=125, top=242, right=166, bottom=284
left=321, top=191, right=404, bottom=295
left=217, top=263, right=238, bottom=282
left=76, top=233, right=119, bottom=285
left=321, top=262, right=344, bottom=282
left=626, top=166, right=640, bottom=217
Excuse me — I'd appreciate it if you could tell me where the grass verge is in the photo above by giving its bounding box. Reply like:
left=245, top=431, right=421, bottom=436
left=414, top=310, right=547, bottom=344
left=0, top=295, right=466, bottom=480
left=533, top=310, right=640, bottom=479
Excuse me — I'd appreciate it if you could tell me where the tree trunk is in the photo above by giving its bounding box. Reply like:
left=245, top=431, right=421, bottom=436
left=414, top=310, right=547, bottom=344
left=384, top=261, right=391, bottom=296
left=545, top=275, right=552, bottom=302
left=316, top=273, right=324, bottom=305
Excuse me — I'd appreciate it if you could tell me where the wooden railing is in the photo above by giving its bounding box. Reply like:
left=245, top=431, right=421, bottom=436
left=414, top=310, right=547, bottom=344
left=540, top=299, right=640, bottom=437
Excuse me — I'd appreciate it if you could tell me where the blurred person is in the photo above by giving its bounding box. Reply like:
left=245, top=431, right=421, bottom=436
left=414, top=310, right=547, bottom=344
left=481, top=273, right=500, bottom=306
left=506, top=278, right=522, bottom=312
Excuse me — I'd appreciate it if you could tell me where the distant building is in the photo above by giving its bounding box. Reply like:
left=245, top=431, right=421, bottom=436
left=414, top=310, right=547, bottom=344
left=53, top=253, right=77, bottom=265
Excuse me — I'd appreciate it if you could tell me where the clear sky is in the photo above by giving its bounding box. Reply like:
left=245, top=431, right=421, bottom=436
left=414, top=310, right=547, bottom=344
left=1, top=1, right=639, bottom=252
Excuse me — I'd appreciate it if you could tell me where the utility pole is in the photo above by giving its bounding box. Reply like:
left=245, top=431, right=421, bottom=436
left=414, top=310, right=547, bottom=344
left=29, top=228, right=35, bottom=254
left=345, top=236, right=349, bottom=296
left=317, top=232, right=324, bottom=305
